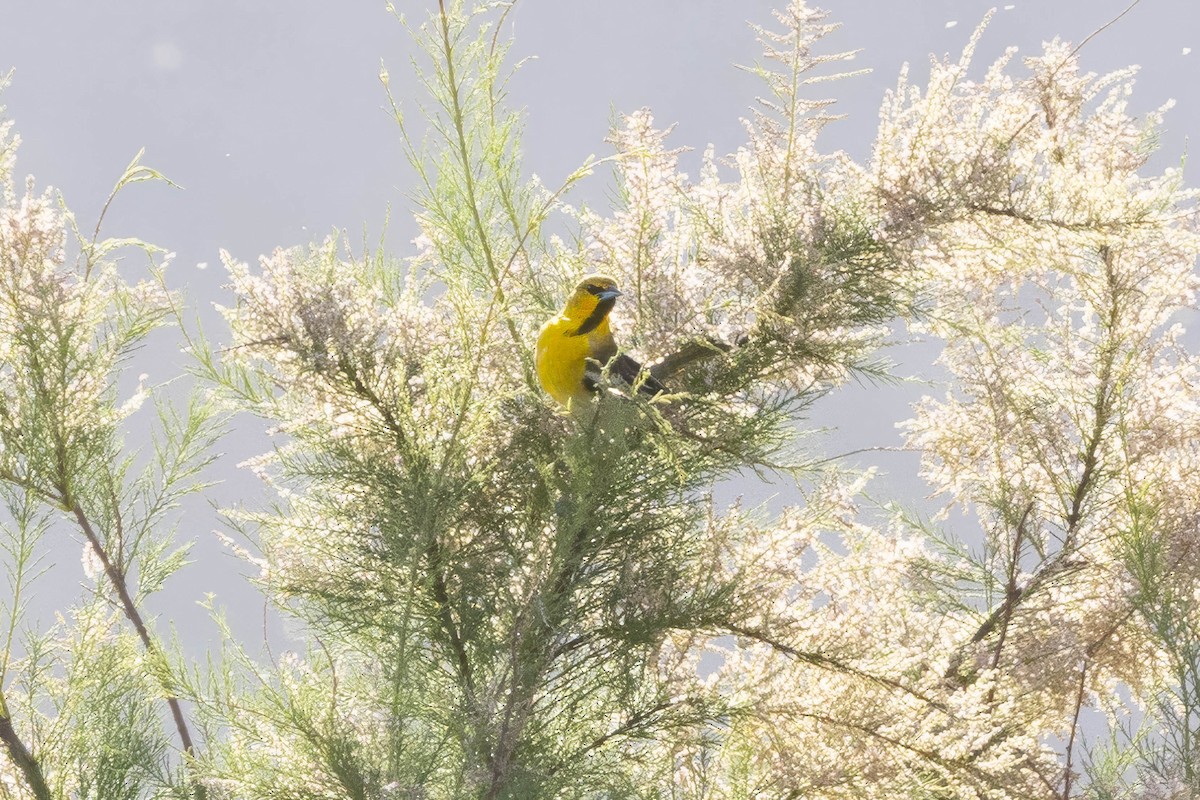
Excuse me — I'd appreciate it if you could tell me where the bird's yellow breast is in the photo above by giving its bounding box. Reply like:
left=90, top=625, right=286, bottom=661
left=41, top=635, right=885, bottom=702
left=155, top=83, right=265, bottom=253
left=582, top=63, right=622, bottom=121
left=536, top=315, right=592, bottom=407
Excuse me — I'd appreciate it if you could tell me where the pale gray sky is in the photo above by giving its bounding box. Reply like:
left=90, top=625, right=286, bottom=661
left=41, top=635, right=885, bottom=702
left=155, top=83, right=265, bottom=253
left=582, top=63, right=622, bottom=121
left=0, top=1, right=1196, bottom=653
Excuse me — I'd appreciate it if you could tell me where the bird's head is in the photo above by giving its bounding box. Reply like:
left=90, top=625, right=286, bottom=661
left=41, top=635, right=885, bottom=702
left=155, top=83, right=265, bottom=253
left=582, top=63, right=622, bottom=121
left=570, top=275, right=622, bottom=306
left=563, top=274, right=622, bottom=334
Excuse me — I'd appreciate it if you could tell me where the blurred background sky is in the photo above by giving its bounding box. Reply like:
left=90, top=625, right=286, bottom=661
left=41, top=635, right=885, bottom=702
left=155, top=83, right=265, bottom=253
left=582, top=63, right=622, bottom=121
left=0, top=0, right=1195, bottom=658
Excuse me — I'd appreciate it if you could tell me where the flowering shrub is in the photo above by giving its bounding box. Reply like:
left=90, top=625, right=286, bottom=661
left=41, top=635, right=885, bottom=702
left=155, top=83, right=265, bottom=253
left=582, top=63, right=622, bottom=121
left=0, top=3, right=1197, bottom=799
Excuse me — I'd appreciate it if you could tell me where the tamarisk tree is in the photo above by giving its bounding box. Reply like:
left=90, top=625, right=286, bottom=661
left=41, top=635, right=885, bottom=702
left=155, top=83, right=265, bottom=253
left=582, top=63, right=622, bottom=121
left=0, top=2, right=1197, bottom=799
left=0, top=84, right=217, bottom=799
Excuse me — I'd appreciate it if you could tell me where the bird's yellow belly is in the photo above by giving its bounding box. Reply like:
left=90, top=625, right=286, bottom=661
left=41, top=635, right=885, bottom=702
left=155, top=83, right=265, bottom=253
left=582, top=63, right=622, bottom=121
left=536, top=323, right=591, bottom=407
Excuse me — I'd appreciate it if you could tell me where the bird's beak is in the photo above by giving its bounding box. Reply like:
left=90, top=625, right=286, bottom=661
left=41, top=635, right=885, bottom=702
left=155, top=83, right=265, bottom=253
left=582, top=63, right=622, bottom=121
left=597, top=289, right=622, bottom=302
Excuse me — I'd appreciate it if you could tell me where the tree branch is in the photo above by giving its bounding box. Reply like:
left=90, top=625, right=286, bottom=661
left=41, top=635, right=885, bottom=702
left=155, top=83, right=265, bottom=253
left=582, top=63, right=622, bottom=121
left=943, top=552, right=1087, bottom=682
left=425, top=535, right=476, bottom=704
left=335, top=357, right=477, bottom=709
left=0, top=692, right=52, bottom=800
left=986, top=502, right=1033, bottom=703
left=725, top=624, right=951, bottom=713
left=69, top=501, right=198, bottom=761
left=1060, top=662, right=1088, bottom=799
left=948, top=245, right=1121, bottom=684
left=545, top=698, right=679, bottom=778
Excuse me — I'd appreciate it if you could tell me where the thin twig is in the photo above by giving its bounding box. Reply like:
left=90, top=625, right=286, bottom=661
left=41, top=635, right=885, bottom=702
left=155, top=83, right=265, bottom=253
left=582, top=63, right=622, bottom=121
left=1061, top=662, right=1089, bottom=799
left=1055, top=0, right=1143, bottom=78
left=436, top=0, right=533, bottom=390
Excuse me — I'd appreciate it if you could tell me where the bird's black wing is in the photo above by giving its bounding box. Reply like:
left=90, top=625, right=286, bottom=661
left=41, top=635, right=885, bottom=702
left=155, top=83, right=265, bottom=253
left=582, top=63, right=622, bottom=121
left=584, top=352, right=668, bottom=398
left=613, top=353, right=668, bottom=397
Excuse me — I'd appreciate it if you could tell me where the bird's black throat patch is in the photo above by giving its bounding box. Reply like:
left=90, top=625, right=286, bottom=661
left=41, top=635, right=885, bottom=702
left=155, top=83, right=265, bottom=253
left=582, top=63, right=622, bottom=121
left=571, top=296, right=616, bottom=336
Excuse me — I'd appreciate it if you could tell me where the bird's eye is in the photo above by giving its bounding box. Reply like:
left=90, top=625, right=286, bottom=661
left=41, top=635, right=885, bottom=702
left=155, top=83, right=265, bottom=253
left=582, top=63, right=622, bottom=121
left=586, top=284, right=603, bottom=295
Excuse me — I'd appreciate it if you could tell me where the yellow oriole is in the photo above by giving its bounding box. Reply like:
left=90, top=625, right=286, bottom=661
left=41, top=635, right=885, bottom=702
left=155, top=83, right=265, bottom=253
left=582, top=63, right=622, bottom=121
left=536, top=275, right=667, bottom=408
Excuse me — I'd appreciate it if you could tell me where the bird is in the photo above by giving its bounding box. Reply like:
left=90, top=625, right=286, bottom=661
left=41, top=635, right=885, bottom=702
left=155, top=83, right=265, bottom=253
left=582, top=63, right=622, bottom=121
left=535, top=275, right=667, bottom=409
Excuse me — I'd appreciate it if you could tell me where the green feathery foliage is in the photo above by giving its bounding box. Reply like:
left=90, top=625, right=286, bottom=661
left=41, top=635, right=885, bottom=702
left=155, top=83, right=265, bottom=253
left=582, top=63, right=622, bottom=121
left=2, top=3, right=1200, bottom=799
